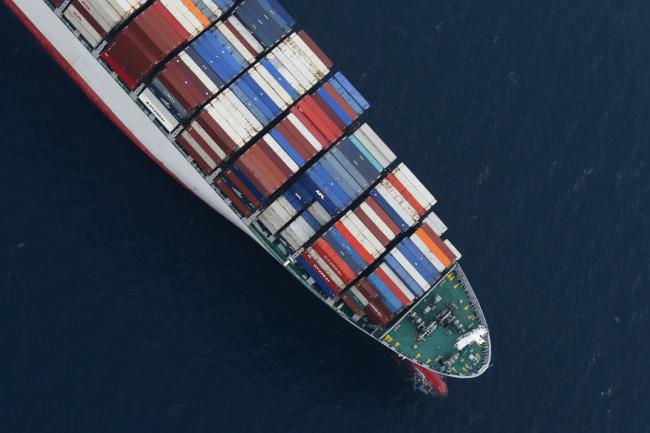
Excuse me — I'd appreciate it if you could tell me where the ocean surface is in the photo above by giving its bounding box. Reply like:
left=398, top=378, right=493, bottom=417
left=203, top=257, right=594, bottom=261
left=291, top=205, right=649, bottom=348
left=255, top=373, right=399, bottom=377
left=1, top=1, right=650, bottom=432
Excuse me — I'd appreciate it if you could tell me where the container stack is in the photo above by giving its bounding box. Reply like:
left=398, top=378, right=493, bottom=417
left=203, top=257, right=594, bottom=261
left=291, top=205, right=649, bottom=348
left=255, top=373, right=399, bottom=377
left=101, top=0, right=236, bottom=90
left=213, top=74, right=368, bottom=215
left=342, top=213, right=462, bottom=327
left=176, top=32, right=334, bottom=178
left=256, top=125, right=395, bottom=245
left=62, top=0, right=147, bottom=48
left=293, top=163, right=435, bottom=298
left=138, top=0, right=296, bottom=130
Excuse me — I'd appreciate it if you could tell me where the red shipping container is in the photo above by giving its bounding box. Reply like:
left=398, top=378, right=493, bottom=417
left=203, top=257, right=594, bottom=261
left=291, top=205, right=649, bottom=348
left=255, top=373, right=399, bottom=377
left=176, top=134, right=213, bottom=174
left=311, top=239, right=355, bottom=285
left=215, top=179, right=251, bottom=217
left=290, top=107, right=330, bottom=149
left=186, top=127, right=223, bottom=167
left=386, top=174, right=426, bottom=216
left=365, top=197, right=401, bottom=236
left=353, top=207, right=391, bottom=246
left=196, top=114, right=238, bottom=155
left=300, top=251, right=341, bottom=294
left=297, top=98, right=341, bottom=143
left=333, top=221, right=374, bottom=265
left=312, top=93, right=347, bottom=130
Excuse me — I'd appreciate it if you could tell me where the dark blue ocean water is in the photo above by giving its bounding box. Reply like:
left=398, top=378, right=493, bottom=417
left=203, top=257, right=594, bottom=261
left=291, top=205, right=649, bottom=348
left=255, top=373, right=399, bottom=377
left=2, top=1, right=650, bottom=432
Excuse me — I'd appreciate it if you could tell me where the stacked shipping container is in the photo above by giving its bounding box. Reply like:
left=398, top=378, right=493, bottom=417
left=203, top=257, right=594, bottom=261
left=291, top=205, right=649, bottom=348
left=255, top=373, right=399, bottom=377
left=214, top=73, right=368, bottom=216
left=257, top=124, right=394, bottom=244
left=342, top=213, right=462, bottom=327
left=294, top=163, right=435, bottom=299
left=139, top=0, right=296, bottom=130
left=50, top=0, right=474, bottom=338
left=176, top=32, right=334, bottom=179
left=101, top=0, right=236, bottom=90
left=62, top=0, right=147, bottom=48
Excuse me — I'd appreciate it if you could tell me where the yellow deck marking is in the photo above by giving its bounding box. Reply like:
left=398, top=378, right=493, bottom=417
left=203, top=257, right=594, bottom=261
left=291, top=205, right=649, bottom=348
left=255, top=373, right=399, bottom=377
left=464, top=305, right=470, bottom=311
left=415, top=353, right=421, bottom=359
left=384, top=335, right=393, bottom=342
left=426, top=358, right=432, bottom=364
left=454, top=284, right=459, bottom=289
left=451, top=367, right=457, bottom=373
left=394, top=342, right=400, bottom=347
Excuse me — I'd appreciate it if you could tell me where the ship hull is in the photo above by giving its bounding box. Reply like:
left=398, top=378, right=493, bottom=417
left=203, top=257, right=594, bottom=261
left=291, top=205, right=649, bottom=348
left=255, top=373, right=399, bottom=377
left=6, top=0, right=490, bottom=380
left=4, top=0, right=255, bottom=241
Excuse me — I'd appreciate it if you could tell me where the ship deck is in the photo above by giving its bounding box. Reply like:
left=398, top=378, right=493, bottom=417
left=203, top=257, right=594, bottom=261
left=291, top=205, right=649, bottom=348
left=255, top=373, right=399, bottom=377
left=379, top=266, right=490, bottom=378
left=12, top=0, right=492, bottom=380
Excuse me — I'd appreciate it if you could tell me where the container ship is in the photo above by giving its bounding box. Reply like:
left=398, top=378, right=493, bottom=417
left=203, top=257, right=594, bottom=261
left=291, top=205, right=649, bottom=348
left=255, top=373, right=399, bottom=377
left=6, top=0, right=492, bottom=385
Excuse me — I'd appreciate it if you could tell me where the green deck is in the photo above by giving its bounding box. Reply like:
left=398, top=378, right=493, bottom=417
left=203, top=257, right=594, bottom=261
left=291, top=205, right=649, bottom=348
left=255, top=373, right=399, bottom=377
left=379, top=267, right=490, bottom=377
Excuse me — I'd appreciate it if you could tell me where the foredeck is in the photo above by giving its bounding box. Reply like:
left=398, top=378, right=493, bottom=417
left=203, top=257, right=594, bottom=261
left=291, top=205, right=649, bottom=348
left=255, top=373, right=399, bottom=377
left=379, top=266, right=490, bottom=378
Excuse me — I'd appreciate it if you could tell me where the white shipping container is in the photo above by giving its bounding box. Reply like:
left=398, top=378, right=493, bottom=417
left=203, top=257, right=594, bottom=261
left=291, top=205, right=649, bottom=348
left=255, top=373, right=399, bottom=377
left=110, top=0, right=137, bottom=16
left=275, top=196, right=298, bottom=221
left=307, top=202, right=330, bottom=226
left=391, top=251, right=430, bottom=291
left=294, top=217, right=315, bottom=241
left=271, top=48, right=312, bottom=91
left=376, top=184, right=416, bottom=227
left=221, top=90, right=262, bottom=136
left=288, top=34, right=329, bottom=76
left=280, top=226, right=302, bottom=251
left=267, top=53, right=307, bottom=95
left=393, top=165, right=435, bottom=210
left=201, top=0, right=223, bottom=17
left=217, top=23, right=255, bottom=63
left=291, top=46, right=325, bottom=82
left=64, top=5, right=102, bottom=48
left=161, top=0, right=199, bottom=36
left=193, top=123, right=227, bottom=160
left=169, top=0, right=205, bottom=33
left=216, top=95, right=256, bottom=142
left=276, top=42, right=317, bottom=86
left=424, top=212, right=447, bottom=236
left=286, top=113, right=322, bottom=151
left=94, top=0, right=128, bottom=27
left=259, top=206, right=284, bottom=233
left=254, top=64, right=294, bottom=105
left=248, top=69, right=289, bottom=110
left=205, top=103, right=245, bottom=147
left=352, top=129, right=391, bottom=169
left=358, top=124, right=397, bottom=165
left=342, top=213, right=383, bottom=257
left=397, top=164, right=436, bottom=206
left=184, top=133, right=218, bottom=171
left=210, top=99, right=249, bottom=145
left=358, top=202, right=396, bottom=242
left=338, top=216, right=376, bottom=259
left=76, top=0, right=113, bottom=33
left=179, top=51, right=219, bottom=94
left=381, top=179, right=421, bottom=222
left=349, top=286, right=370, bottom=307
left=138, top=88, right=179, bottom=132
